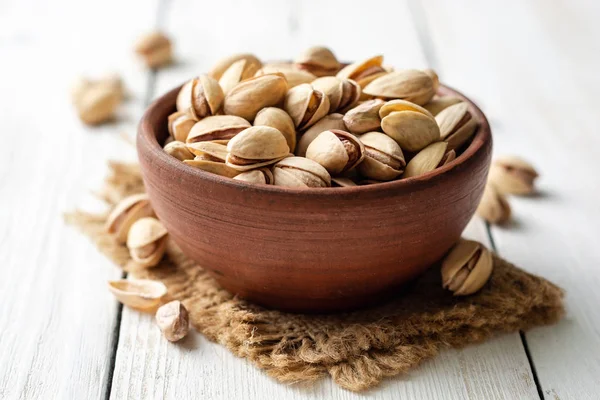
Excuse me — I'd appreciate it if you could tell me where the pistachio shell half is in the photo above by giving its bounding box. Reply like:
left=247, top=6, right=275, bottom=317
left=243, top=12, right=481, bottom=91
left=273, top=156, right=331, bottom=188
left=226, top=126, right=290, bottom=171
left=441, top=239, right=493, bottom=296
left=403, top=141, right=455, bottom=178
left=164, top=141, right=194, bottom=161
left=311, top=77, right=361, bottom=113
left=167, top=111, right=196, bottom=142
left=284, top=83, right=330, bottom=130
left=105, top=193, right=155, bottom=244
left=436, top=102, right=478, bottom=151
left=380, top=100, right=440, bottom=152
left=108, top=279, right=167, bottom=312
left=296, top=113, right=346, bottom=157
left=357, top=132, right=406, bottom=181
left=254, top=107, right=297, bottom=152
left=343, top=99, right=385, bottom=135
left=209, top=53, right=262, bottom=80
left=233, top=168, right=274, bottom=185
left=423, top=96, right=463, bottom=116
left=305, top=129, right=365, bottom=175
left=184, top=159, right=239, bottom=178
left=126, top=217, right=168, bottom=268
left=363, top=69, right=435, bottom=105
left=295, top=46, right=341, bottom=77
left=331, top=177, right=358, bottom=187
left=186, top=141, right=228, bottom=161
left=186, top=115, right=251, bottom=143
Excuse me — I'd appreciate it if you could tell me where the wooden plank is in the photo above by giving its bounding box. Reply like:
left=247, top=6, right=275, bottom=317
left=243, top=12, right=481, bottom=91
left=111, top=0, right=538, bottom=398
left=419, top=0, right=600, bottom=398
left=0, top=1, right=158, bottom=399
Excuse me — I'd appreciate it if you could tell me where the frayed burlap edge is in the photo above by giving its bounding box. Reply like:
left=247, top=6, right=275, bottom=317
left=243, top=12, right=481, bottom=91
left=65, top=162, right=564, bottom=392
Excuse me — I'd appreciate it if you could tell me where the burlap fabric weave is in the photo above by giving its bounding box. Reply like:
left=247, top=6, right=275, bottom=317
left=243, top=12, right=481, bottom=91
left=66, top=162, right=564, bottom=392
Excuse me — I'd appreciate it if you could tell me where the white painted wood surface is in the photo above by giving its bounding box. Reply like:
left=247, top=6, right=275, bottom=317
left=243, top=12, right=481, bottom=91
left=1, top=0, right=599, bottom=399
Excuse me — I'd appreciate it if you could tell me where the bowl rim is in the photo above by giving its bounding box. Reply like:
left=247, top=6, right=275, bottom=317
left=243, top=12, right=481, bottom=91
left=138, top=84, right=491, bottom=197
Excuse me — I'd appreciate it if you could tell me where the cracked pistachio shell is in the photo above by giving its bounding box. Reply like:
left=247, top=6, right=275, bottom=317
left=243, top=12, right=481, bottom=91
left=357, top=132, right=406, bottom=181
left=336, top=55, right=388, bottom=87
left=403, top=141, right=455, bottom=178
left=254, top=107, right=297, bottom=152
left=436, top=102, right=478, bottom=151
left=284, top=83, right=330, bottom=130
left=312, top=77, right=361, bottom=112
left=255, top=64, right=317, bottom=87
left=423, top=96, right=463, bottom=116
left=134, top=32, right=172, bottom=68
left=105, top=193, right=155, bottom=244
left=186, top=115, right=250, bottom=143
left=363, top=69, right=435, bottom=105
left=176, top=75, right=224, bottom=119
left=76, top=84, right=121, bottom=125
left=296, top=113, right=346, bottom=157
left=488, top=156, right=539, bottom=195
left=381, top=102, right=440, bottom=152
left=233, top=168, right=274, bottom=185
left=223, top=73, right=288, bottom=121
left=209, top=53, right=262, bottom=80
left=219, top=58, right=262, bottom=95
left=225, top=126, right=290, bottom=171
left=156, top=300, right=190, bottom=342
left=126, top=217, right=168, bottom=268
left=186, top=141, right=228, bottom=161
left=108, top=279, right=167, bottom=312
left=273, top=156, right=331, bottom=188
left=441, top=239, right=493, bottom=296
left=167, top=111, right=197, bottom=142
left=305, top=129, right=365, bottom=175
left=343, top=99, right=385, bottom=135
left=184, top=158, right=240, bottom=178
left=331, top=177, right=357, bottom=187
left=476, top=183, right=512, bottom=225
left=295, top=46, right=341, bottom=77
left=164, top=141, right=194, bottom=161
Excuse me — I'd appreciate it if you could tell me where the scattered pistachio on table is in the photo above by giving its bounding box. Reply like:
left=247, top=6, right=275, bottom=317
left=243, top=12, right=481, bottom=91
left=108, top=279, right=167, bottom=312
left=488, top=156, right=539, bottom=195
left=105, top=193, right=155, bottom=244
left=71, top=74, right=124, bottom=125
left=156, top=300, right=190, bottom=342
left=126, top=217, right=169, bottom=268
left=441, top=239, right=493, bottom=296
left=134, top=31, right=173, bottom=69
left=476, top=183, right=512, bottom=225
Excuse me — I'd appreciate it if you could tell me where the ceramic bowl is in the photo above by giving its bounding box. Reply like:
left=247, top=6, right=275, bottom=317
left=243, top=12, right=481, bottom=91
left=137, top=84, right=492, bottom=313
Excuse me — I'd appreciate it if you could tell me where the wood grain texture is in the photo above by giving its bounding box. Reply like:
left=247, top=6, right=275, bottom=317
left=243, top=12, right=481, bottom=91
left=420, top=0, right=600, bottom=398
left=0, top=0, right=158, bottom=398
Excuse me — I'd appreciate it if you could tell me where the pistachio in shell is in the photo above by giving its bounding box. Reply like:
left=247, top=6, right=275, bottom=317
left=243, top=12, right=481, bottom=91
left=223, top=73, right=288, bottom=121
left=272, top=156, right=331, bottom=188
left=295, top=113, right=346, bottom=157
left=105, top=193, right=155, bottom=244
left=423, top=68, right=439, bottom=92
left=441, top=239, right=493, bottom=296
left=423, top=96, right=463, bottom=116
left=226, top=126, right=290, bottom=171
left=283, top=83, right=330, bottom=130
left=255, top=64, right=317, bottom=88
left=311, top=76, right=361, bottom=113
left=254, top=107, right=297, bottom=152
left=176, top=75, right=224, bottom=119
left=233, top=168, right=274, bottom=185
left=108, top=279, right=167, bottom=312
left=209, top=53, right=262, bottom=80
left=167, top=111, right=197, bottom=142
left=363, top=69, right=435, bottom=105
left=219, top=58, right=262, bottom=95
left=126, top=217, right=168, bottom=268
left=476, top=183, right=512, bottom=225
left=305, top=129, right=365, bottom=175
left=336, top=55, right=388, bottom=88
left=186, top=115, right=251, bottom=143
left=164, top=141, right=194, bottom=161
left=357, top=132, right=406, bottom=181
left=133, top=31, right=173, bottom=69
left=436, top=102, right=478, bottom=151
left=343, top=99, right=385, bottom=135
left=488, top=156, right=539, bottom=195
left=403, top=141, right=455, bottom=178
left=295, top=46, right=341, bottom=77
left=380, top=99, right=440, bottom=152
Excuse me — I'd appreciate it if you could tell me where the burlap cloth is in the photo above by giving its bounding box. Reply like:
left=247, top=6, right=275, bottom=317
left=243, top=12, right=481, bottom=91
left=66, top=162, right=564, bottom=392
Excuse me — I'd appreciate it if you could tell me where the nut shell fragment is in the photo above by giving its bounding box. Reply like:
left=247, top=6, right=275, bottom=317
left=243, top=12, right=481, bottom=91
left=108, top=279, right=167, bottom=312
left=105, top=193, right=154, bottom=244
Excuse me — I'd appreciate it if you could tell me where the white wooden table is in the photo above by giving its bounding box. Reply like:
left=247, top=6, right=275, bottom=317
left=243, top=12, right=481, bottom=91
left=1, top=0, right=599, bottom=398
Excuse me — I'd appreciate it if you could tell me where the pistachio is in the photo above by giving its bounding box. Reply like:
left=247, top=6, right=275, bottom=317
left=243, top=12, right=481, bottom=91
left=134, top=31, right=173, bottom=68
left=186, top=115, right=250, bottom=143
left=184, top=158, right=239, bottom=178
left=423, top=69, right=439, bottom=93
left=219, top=58, right=262, bottom=95
left=226, top=126, right=290, bottom=171
left=164, top=141, right=194, bottom=161
left=305, top=129, right=365, bottom=175
left=233, top=168, right=274, bottom=185
left=176, top=75, right=224, bottom=119
left=296, top=113, right=346, bottom=157
left=284, top=83, right=330, bottom=130
left=488, top=156, right=539, bottom=195
left=331, top=177, right=357, bottom=187
left=357, top=132, right=406, bottom=181
left=71, top=76, right=92, bottom=104
left=343, top=99, right=385, bottom=135
left=223, top=73, right=288, bottom=121
left=75, top=84, right=121, bottom=125
left=336, top=55, right=388, bottom=88
left=380, top=100, right=440, bottom=152
left=423, top=96, right=463, bottom=116
left=71, top=74, right=124, bottom=105
left=312, top=77, right=361, bottom=113
left=167, top=111, right=196, bottom=142
left=273, top=156, right=331, bottom=188
left=441, top=239, right=493, bottom=296
left=209, top=53, right=262, bottom=80
left=476, top=183, right=511, bottom=225
left=108, top=279, right=167, bottom=312
left=363, top=69, right=435, bottom=105
left=403, top=141, right=455, bottom=178
left=126, top=217, right=168, bottom=268
left=255, top=64, right=317, bottom=87
left=156, top=300, right=190, bottom=342
left=254, top=107, right=297, bottom=152
left=105, top=193, right=155, bottom=244
left=186, top=141, right=228, bottom=161
left=295, top=46, right=341, bottom=77
left=436, top=102, right=478, bottom=151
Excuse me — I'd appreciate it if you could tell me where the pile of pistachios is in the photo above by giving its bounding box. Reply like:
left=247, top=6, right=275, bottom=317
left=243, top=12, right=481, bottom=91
left=162, top=47, right=479, bottom=187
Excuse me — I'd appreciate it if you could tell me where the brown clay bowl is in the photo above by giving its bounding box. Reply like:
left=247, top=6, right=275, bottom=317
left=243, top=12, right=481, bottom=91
left=137, top=84, right=492, bottom=313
